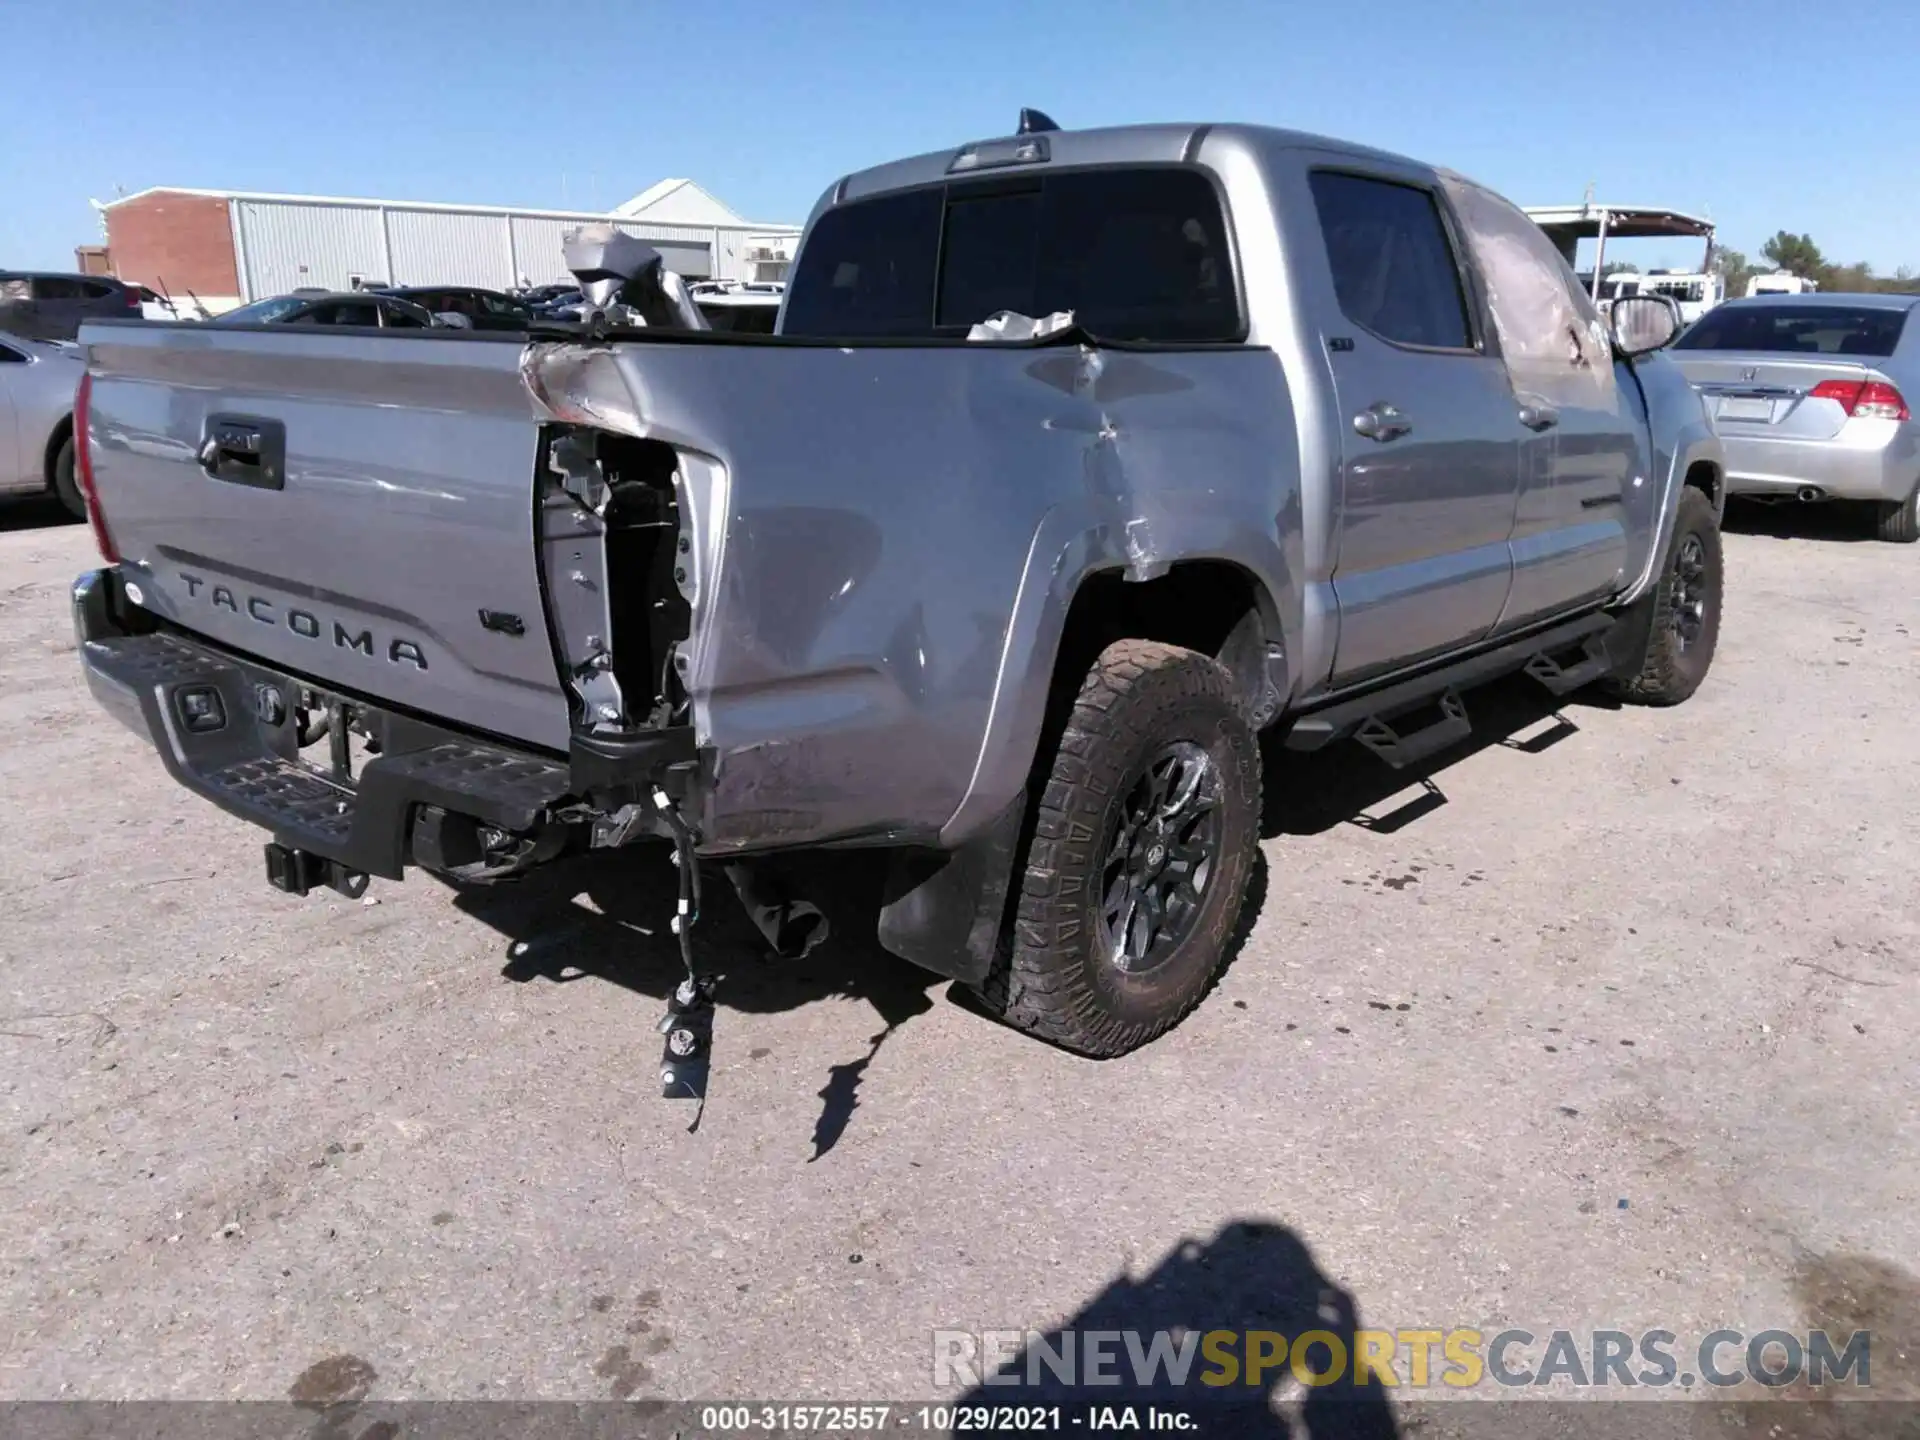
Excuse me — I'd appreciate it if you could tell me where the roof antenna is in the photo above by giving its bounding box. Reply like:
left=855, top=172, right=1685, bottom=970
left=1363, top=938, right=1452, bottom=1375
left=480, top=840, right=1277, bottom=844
left=1018, top=108, right=1060, bottom=135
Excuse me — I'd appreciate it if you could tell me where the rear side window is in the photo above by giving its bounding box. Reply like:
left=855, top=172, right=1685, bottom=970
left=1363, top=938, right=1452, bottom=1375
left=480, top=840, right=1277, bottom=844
left=1674, top=304, right=1909, bottom=357
left=33, top=277, right=86, bottom=300
left=784, top=167, right=1240, bottom=342
left=1309, top=172, right=1472, bottom=350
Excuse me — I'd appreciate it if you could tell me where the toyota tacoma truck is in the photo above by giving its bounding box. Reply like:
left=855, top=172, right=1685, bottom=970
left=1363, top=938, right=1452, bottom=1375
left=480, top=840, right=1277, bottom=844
left=70, top=117, right=1725, bottom=1073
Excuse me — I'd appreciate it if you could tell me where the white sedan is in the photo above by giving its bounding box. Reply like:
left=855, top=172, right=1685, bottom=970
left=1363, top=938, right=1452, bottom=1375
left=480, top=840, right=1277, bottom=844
left=0, top=332, right=86, bottom=518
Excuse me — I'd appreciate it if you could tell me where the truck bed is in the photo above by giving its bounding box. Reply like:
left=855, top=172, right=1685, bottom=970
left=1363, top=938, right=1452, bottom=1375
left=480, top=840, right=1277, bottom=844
left=79, top=319, right=1296, bottom=852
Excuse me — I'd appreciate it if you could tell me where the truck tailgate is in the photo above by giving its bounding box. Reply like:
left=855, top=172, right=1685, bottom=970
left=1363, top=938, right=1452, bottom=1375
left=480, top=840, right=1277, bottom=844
left=81, top=325, right=570, bottom=752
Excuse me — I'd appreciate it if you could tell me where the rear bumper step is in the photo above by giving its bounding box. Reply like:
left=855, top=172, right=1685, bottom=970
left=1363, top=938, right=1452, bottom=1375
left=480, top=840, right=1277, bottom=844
left=80, top=626, right=573, bottom=879
left=74, top=569, right=692, bottom=882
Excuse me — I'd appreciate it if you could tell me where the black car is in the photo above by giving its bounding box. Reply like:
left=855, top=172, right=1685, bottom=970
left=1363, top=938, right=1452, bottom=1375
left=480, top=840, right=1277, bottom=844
left=374, top=286, right=534, bottom=331
left=0, top=271, right=143, bottom=341
left=516, top=282, right=580, bottom=308
left=212, top=293, right=440, bottom=328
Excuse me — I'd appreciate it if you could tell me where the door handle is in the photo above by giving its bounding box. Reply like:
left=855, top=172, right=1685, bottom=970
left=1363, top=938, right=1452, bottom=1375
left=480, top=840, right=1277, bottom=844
left=1518, top=404, right=1560, bottom=432
left=199, top=414, right=286, bottom=490
left=1352, top=403, right=1411, bottom=442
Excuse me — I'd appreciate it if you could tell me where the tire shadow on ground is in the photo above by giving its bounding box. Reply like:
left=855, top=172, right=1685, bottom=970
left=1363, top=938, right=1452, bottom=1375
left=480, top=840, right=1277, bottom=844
left=0, top=494, right=78, bottom=534
left=1722, top=495, right=1882, bottom=545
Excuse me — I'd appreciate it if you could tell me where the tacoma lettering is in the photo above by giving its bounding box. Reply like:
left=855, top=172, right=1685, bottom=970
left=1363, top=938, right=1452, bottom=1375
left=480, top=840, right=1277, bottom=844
left=334, top=624, right=373, bottom=656
left=174, top=573, right=425, bottom=667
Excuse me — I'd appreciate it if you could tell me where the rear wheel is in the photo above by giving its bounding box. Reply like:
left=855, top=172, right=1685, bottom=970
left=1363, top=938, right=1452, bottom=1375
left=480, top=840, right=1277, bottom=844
left=1604, top=486, right=1722, bottom=706
left=972, top=639, right=1261, bottom=1058
left=1874, top=485, right=1919, bottom=544
left=51, top=435, right=85, bottom=520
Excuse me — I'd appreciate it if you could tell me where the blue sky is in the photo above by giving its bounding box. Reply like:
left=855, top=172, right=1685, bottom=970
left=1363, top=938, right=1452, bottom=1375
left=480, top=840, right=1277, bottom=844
left=6, top=0, right=1912, bottom=275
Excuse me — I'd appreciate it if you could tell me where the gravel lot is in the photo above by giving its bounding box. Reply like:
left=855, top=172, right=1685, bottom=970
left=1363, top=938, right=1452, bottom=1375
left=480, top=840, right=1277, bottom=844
left=2, top=497, right=1916, bottom=1413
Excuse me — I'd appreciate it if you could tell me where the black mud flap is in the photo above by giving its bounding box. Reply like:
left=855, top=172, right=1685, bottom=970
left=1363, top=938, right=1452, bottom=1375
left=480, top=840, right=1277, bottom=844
left=876, top=792, right=1026, bottom=985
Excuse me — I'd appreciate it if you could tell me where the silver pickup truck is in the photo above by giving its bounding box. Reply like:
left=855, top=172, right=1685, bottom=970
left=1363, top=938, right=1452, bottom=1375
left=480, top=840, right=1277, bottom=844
left=71, top=117, right=1725, bottom=1071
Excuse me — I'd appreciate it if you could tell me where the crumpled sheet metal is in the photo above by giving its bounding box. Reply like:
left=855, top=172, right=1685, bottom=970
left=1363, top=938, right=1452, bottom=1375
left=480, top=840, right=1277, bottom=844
left=542, top=339, right=1300, bottom=852
left=966, top=309, right=1079, bottom=343
left=560, top=222, right=711, bottom=331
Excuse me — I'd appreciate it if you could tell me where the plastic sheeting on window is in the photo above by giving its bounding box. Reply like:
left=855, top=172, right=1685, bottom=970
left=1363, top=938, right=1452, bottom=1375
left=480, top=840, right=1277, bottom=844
left=1439, top=174, right=1614, bottom=407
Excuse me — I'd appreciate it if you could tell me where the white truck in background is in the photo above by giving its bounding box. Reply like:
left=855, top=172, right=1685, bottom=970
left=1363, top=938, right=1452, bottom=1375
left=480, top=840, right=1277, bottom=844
left=1746, top=272, right=1819, bottom=297
left=1527, top=203, right=1723, bottom=325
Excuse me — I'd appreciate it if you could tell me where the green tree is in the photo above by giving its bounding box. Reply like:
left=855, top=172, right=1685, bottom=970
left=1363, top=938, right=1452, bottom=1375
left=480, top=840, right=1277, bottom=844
left=1825, top=260, right=1875, bottom=293
left=1714, top=246, right=1753, bottom=300
left=1761, top=231, right=1825, bottom=279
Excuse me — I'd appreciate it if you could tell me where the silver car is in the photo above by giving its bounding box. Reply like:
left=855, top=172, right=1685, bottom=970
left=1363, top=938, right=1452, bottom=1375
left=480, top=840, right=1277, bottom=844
left=0, top=332, right=85, bottom=518
left=1670, top=293, right=1919, bottom=541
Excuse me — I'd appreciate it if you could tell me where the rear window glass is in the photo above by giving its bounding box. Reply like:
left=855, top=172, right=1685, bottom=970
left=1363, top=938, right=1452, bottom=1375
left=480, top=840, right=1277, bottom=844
left=783, top=187, right=942, bottom=338
left=937, top=190, right=1043, bottom=328
left=783, top=167, right=1240, bottom=342
left=1675, top=304, right=1909, bottom=357
left=698, top=302, right=779, bottom=334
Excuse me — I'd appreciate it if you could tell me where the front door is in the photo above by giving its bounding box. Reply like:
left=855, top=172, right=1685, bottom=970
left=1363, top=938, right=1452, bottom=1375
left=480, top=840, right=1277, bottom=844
left=1308, top=168, right=1522, bottom=684
left=1440, top=178, right=1635, bottom=629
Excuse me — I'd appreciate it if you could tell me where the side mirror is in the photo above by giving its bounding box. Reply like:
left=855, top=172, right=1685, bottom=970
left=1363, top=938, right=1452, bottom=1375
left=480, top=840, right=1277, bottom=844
left=1610, top=293, right=1682, bottom=357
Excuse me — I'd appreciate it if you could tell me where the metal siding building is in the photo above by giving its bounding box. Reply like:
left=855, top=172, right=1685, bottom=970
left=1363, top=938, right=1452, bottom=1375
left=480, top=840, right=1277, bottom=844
left=387, top=208, right=509, bottom=289
left=232, top=200, right=387, bottom=296
left=103, top=186, right=801, bottom=307
left=234, top=200, right=725, bottom=297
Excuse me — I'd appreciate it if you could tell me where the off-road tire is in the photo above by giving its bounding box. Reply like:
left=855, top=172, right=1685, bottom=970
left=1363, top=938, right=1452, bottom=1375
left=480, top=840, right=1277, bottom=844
left=52, top=435, right=84, bottom=520
left=1604, top=486, right=1722, bottom=706
left=972, top=639, right=1261, bottom=1058
left=1874, top=485, right=1919, bottom=544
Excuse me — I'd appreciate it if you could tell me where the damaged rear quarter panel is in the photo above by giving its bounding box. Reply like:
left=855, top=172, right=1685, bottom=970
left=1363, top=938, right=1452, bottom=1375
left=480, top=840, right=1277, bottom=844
left=590, top=339, right=1302, bottom=852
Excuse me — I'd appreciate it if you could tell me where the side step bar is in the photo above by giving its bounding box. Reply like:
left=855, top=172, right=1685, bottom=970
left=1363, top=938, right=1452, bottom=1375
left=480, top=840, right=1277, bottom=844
left=1286, top=611, right=1615, bottom=766
left=1353, top=691, right=1471, bottom=769
left=1523, top=635, right=1616, bottom=697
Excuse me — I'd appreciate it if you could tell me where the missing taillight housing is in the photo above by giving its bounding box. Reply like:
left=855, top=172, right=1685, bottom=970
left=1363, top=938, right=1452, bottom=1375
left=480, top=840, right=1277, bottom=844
left=71, top=372, right=120, bottom=563
left=535, top=427, right=691, bottom=733
left=598, top=436, right=692, bottom=727
left=1810, top=378, right=1911, bottom=421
